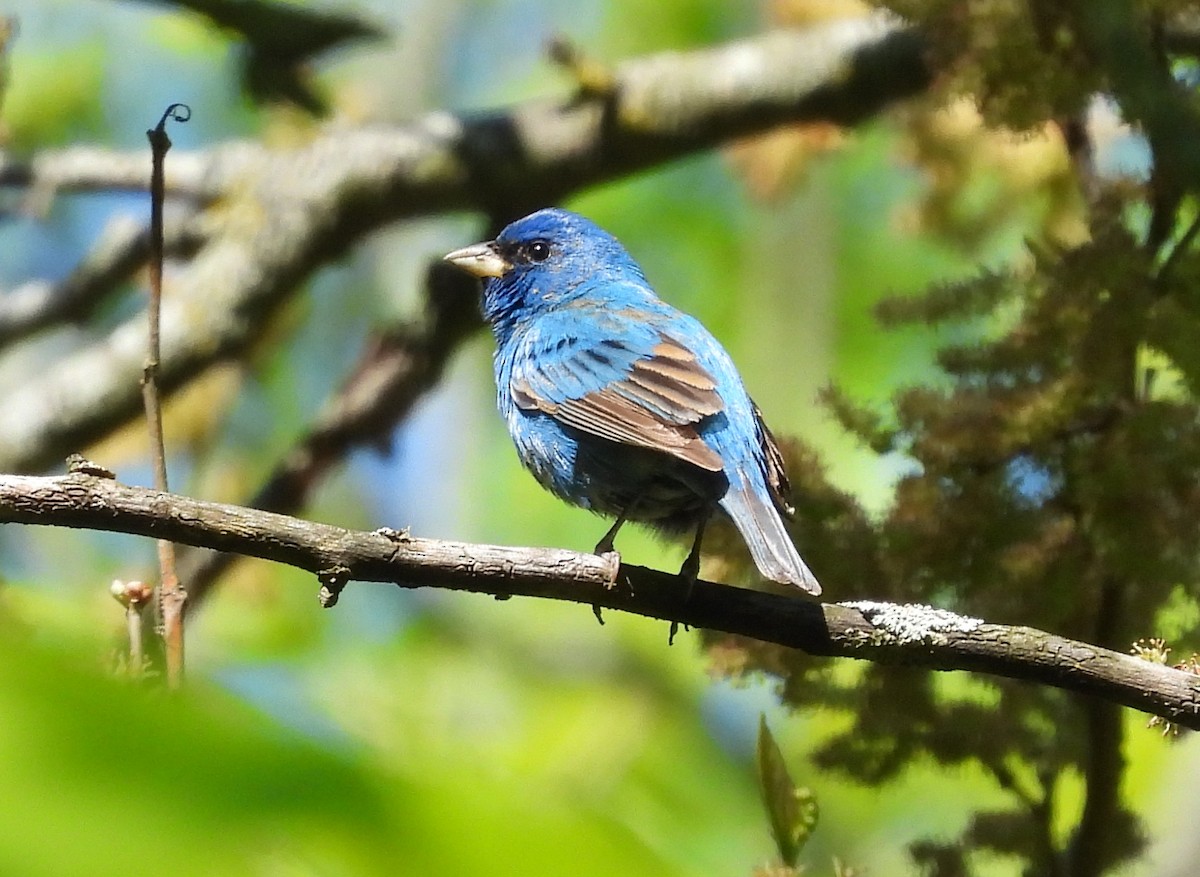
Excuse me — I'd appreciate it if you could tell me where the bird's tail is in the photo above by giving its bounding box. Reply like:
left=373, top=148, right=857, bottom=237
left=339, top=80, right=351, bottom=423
left=719, top=479, right=821, bottom=595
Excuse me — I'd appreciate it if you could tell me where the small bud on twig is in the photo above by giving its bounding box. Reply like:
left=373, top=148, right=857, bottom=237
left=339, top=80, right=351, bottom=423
left=110, top=579, right=153, bottom=609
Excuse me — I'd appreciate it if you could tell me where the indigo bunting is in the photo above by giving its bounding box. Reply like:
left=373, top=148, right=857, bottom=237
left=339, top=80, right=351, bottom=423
left=444, top=208, right=821, bottom=595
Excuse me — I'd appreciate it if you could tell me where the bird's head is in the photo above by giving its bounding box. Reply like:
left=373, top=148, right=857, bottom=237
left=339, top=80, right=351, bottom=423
left=443, top=208, right=645, bottom=326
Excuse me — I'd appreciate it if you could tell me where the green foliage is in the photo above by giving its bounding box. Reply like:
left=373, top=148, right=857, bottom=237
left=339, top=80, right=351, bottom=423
left=715, top=199, right=1200, bottom=874
left=0, top=580, right=783, bottom=877
left=868, top=0, right=1098, bottom=130
left=0, top=620, right=400, bottom=877
left=3, top=41, right=105, bottom=149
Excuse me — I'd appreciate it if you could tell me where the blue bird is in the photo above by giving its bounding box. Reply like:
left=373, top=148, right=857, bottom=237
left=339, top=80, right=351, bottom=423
left=444, top=208, right=821, bottom=595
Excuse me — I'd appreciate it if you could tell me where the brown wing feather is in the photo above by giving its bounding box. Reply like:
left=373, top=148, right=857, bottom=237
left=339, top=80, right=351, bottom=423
left=622, top=340, right=723, bottom=420
left=512, top=337, right=726, bottom=472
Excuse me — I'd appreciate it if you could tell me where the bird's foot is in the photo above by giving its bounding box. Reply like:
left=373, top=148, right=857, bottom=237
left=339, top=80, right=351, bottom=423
left=594, top=503, right=634, bottom=556
left=667, top=620, right=691, bottom=646
left=666, top=547, right=702, bottom=644
left=677, top=551, right=701, bottom=603
left=547, top=35, right=617, bottom=97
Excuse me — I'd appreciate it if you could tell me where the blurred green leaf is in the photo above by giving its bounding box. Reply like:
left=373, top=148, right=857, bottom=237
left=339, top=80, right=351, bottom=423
left=0, top=630, right=402, bottom=877
left=757, top=715, right=818, bottom=867
left=3, top=42, right=106, bottom=149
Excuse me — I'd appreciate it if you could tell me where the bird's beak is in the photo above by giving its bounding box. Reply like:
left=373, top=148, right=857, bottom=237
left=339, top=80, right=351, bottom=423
left=443, top=241, right=511, bottom=278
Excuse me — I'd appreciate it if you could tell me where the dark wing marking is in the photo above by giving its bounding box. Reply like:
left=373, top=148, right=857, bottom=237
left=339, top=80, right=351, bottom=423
left=751, top=397, right=795, bottom=518
left=513, top=336, right=725, bottom=472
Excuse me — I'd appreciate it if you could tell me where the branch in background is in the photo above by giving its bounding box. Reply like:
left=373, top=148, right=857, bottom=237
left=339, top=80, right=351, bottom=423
left=1067, top=0, right=1200, bottom=252
left=178, top=260, right=483, bottom=604
left=0, top=18, right=930, bottom=475
left=0, top=143, right=224, bottom=197
left=0, top=216, right=142, bottom=345
left=1, top=471, right=1198, bottom=730
left=130, top=0, right=385, bottom=114
left=0, top=19, right=927, bottom=198
left=0, top=211, right=206, bottom=349
left=1055, top=112, right=1100, bottom=208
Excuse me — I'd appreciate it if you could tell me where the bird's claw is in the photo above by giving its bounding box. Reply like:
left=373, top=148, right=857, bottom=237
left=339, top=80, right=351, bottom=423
left=677, top=555, right=700, bottom=604
left=667, top=619, right=692, bottom=646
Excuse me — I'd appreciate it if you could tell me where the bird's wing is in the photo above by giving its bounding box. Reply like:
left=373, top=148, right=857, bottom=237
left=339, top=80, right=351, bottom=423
left=751, top=398, right=795, bottom=518
left=511, top=328, right=726, bottom=472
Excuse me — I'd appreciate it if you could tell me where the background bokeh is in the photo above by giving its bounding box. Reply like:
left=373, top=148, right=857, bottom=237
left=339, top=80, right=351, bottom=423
left=0, top=1, right=1196, bottom=875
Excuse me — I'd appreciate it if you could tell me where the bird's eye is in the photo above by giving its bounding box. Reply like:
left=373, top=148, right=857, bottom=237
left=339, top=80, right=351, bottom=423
left=526, top=241, right=551, bottom=262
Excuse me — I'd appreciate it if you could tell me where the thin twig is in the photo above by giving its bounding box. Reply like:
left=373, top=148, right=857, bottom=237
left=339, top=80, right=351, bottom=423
left=144, top=102, right=190, bottom=689
left=127, top=603, right=143, bottom=670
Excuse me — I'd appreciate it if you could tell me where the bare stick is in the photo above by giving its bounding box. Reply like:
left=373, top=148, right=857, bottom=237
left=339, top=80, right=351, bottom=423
left=144, top=103, right=190, bottom=689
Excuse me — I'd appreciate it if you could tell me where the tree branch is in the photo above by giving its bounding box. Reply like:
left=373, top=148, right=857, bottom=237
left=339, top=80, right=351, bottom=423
left=2, top=471, right=1197, bottom=729
left=0, top=16, right=929, bottom=473
left=177, top=260, right=483, bottom=606
left=0, top=210, right=205, bottom=349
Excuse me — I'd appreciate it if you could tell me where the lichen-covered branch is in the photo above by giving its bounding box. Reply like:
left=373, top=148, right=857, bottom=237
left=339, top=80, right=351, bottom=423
left=1, top=471, right=1197, bottom=729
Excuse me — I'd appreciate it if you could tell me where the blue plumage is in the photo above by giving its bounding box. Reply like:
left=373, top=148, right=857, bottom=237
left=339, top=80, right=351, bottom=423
left=444, top=208, right=821, bottom=595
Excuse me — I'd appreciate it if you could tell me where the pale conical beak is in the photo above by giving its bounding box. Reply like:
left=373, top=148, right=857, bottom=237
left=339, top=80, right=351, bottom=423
left=443, top=242, right=511, bottom=278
